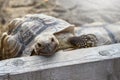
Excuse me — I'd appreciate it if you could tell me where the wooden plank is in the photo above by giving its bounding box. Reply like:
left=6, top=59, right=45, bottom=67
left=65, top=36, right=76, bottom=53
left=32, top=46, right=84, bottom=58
left=0, top=43, right=120, bottom=75
left=2, top=59, right=119, bottom=80
left=113, top=58, right=120, bottom=80
left=8, top=60, right=116, bottom=80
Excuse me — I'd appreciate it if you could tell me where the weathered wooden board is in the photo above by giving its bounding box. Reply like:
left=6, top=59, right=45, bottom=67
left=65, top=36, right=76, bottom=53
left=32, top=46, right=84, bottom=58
left=0, top=43, right=120, bottom=80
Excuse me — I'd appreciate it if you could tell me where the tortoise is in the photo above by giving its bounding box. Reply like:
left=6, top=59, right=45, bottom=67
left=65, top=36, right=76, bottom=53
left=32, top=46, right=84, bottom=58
left=1, top=14, right=120, bottom=60
left=0, top=14, right=74, bottom=60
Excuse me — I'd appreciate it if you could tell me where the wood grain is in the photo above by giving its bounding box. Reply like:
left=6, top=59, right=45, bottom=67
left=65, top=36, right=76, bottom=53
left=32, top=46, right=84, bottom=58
left=0, top=43, right=120, bottom=75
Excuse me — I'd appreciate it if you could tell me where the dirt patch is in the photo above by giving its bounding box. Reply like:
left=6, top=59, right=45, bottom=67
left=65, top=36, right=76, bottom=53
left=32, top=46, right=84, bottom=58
left=0, top=0, right=56, bottom=37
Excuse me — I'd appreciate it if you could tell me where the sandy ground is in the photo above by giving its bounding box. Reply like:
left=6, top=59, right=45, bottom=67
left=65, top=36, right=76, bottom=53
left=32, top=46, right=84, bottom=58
left=0, top=0, right=120, bottom=31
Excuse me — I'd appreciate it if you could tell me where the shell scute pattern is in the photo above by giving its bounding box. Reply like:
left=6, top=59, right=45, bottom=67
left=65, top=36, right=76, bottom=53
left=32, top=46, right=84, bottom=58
left=0, top=14, right=73, bottom=59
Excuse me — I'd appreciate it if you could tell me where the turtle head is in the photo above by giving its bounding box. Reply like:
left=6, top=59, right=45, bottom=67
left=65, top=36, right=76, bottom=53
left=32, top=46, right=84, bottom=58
left=31, top=26, right=75, bottom=56
left=32, top=33, right=59, bottom=56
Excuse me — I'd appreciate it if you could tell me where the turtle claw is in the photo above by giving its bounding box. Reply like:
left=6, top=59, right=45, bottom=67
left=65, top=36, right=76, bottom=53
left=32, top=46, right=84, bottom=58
left=68, top=34, right=98, bottom=48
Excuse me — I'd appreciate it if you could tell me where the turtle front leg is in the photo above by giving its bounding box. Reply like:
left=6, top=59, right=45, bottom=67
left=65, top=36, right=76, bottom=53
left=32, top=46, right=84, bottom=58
left=68, top=34, right=98, bottom=49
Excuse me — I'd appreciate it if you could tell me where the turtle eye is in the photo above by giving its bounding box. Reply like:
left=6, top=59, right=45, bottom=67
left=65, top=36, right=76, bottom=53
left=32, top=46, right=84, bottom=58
left=37, top=43, right=42, bottom=47
left=51, top=38, right=54, bottom=42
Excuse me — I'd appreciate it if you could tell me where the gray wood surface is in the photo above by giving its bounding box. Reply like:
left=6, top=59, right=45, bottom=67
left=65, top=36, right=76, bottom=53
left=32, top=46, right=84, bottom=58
left=0, top=43, right=120, bottom=80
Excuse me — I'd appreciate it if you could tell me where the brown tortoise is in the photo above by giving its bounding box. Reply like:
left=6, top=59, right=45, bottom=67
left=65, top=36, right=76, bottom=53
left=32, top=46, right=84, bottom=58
left=0, top=14, right=74, bottom=59
left=1, top=14, right=120, bottom=60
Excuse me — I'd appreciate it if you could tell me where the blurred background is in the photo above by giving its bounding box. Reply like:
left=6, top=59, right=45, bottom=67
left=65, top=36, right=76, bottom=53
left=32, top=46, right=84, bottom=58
left=0, top=0, right=120, bottom=36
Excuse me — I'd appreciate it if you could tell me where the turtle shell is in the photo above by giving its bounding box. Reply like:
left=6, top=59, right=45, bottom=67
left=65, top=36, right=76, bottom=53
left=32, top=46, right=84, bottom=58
left=9, top=14, right=73, bottom=35
left=1, top=14, right=73, bottom=59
